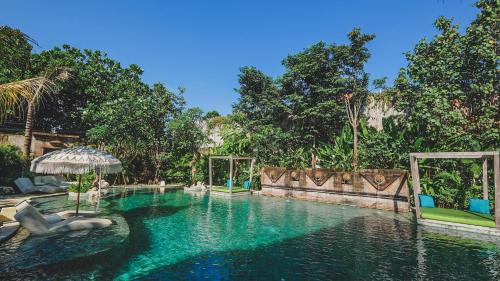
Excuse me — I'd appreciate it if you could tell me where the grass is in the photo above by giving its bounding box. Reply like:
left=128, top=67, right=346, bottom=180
left=211, top=187, right=249, bottom=193
left=421, top=207, right=496, bottom=228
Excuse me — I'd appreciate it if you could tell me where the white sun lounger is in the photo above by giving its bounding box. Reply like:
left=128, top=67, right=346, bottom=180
left=14, top=178, right=66, bottom=194
left=14, top=201, right=111, bottom=235
left=34, top=175, right=72, bottom=188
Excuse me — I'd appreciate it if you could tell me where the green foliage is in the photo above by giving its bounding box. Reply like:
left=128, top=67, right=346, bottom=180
left=67, top=173, right=95, bottom=193
left=316, top=124, right=355, bottom=170
left=68, top=182, right=92, bottom=193
left=0, top=26, right=33, bottom=83
left=204, top=110, right=220, bottom=119
left=0, top=0, right=497, bottom=204
left=160, top=108, right=207, bottom=184
left=0, top=144, right=24, bottom=186
left=392, top=0, right=499, bottom=207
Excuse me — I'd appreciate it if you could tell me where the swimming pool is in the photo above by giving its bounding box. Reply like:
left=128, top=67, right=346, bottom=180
left=1, top=188, right=499, bottom=280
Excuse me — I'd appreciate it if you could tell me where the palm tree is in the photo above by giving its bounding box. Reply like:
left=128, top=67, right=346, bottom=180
left=0, top=68, right=70, bottom=158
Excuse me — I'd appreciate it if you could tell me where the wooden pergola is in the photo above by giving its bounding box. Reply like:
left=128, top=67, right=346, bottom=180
left=208, top=155, right=256, bottom=193
left=410, top=151, right=500, bottom=230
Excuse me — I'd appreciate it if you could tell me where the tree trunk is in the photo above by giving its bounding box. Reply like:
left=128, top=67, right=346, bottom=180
left=311, top=137, right=317, bottom=168
left=23, top=101, right=34, bottom=159
left=153, top=146, right=160, bottom=184
left=353, top=123, right=358, bottom=172
left=190, top=153, right=197, bottom=186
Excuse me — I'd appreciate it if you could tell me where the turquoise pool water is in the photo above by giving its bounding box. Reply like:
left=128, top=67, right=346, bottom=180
left=1, top=188, right=500, bottom=280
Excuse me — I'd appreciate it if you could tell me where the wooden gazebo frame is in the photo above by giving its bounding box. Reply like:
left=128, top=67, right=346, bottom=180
left=208, top=155, right=256, bottom=193
left=410, top=151, right=500, bottom=230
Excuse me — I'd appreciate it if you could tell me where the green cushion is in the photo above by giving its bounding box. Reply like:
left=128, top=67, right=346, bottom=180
left=421, top=207, right=496, bottom=228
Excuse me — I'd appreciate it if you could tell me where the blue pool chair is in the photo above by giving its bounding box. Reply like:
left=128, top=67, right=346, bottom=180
left=243, top=180, right=251, bottom=189
left=418, top=194, right=435, bottom=208
left=469, top=198, right=490, bottom=214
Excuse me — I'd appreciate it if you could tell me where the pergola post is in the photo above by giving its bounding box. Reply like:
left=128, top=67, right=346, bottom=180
left=410, top=154, right=422, bottom=219
left=209, top=157, right=213, bottom=189
left=229, top=156, right=233, bottom=194
left=249, top=159, right=255, bottom=191
left=494, top=153, right=500, bottom=230
left=483, top=157, right=488, bottom=200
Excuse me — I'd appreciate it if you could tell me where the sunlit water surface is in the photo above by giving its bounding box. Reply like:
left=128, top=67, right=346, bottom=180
left=1, top=188, right=499, bottom=280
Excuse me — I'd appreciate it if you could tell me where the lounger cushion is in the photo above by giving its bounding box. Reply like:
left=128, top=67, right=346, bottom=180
left=469, top=199, right=490, bottom=215
left=36, top=185, right=65, bottom=193
left=14, top=201, right=51, bottom=234
left=14, top=201, right=110, bottom=235
left=419, top=194, right=435, bottom=208
left=49, top=217, right=112, bottom=233
left=14, top=178, right=37, bottom=194
left=14, top=177, right=65, bottom=194
left=1, top=207, right=17, bottom=221
left=44, top=210, right=99, bottom=223
left=243, top=180, right=251, bottom=189
left=34, top=175, right=71, bottom=189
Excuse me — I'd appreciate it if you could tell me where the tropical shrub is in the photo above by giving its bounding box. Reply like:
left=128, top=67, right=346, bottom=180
left=0, top=144, right=24, bottom=186
left=68, top=182, right=92, bottom=193
left=67, top=173, right=95, bottom=193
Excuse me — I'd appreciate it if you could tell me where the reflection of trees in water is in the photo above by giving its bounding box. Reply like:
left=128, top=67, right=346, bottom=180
left=3, top=194, right=499, bottom=280
left=0, top=196, right=191, bottom=280
left=145, top=215, right=500, bottom=281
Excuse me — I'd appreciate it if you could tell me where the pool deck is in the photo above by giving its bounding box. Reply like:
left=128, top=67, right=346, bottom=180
left=420, top=218, right=500, bottom=238
left=112, top=184, right=184, bottom=190
left=0, top=192, right=68, bottom=209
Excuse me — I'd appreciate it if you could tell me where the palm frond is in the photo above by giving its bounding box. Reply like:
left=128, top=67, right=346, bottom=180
left=0, top=77, right=57, bottom=122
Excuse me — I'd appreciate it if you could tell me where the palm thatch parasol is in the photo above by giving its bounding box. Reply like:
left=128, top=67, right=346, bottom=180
left=30, top=147, right=122, bottom=215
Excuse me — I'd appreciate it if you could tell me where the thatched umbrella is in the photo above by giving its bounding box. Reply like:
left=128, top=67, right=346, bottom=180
left=30, top=147, right=122, bottom=215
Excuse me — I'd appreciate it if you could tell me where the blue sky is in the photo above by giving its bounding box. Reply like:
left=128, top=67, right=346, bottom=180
left=1, top=0, right=478, bottom=114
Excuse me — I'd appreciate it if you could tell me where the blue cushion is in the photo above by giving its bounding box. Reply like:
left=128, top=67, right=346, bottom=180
left=469, top=199, right=490, bottom=214
left=243, top=180, right=251, bottom=189
left=419, top=194, right=435, bottom=208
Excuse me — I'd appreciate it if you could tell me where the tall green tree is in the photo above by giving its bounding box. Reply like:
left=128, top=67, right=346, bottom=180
left=0, top=26, right=34, bottom=123
left=335, top=28, right=375, bottom=171
left=0, top=26, right=33, bottom=84
left=280, top=41, right=345, bottom=167
left=85, top=79, right=184, bottom=183
left=396, top=0, right=498, bottom=153
left=393, top=0, right=499, bottom=207
left=163, top=107, right=206, bottom=185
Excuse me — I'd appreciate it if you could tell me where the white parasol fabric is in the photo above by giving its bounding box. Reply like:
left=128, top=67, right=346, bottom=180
left=30, top=147, right=122, bottom=175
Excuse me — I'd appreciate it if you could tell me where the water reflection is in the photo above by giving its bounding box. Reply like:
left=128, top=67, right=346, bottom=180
left=1, top=189, right=499, bottom=281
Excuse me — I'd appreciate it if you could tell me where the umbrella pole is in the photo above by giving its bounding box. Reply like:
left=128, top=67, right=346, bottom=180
left=76, top=175, right=81, bottom=216
left=97, top=170, right=102, bottom=211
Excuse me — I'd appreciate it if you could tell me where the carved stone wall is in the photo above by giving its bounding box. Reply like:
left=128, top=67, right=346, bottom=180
left=261, top=167, right=410, bottom=212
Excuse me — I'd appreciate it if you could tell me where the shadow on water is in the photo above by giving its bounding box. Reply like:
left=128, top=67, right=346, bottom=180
left=140, top=215, right=500, bottom=281
left=2, top=191, right=500, bottom=281
left=1, top=203, right=192, bottom=281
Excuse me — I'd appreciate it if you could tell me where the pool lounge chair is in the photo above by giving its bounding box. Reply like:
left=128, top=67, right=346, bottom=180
left=14, top=201, right=111, bottom=235
left=14, top=177, right=66, bottom=194
left=34, top=175, right=72, bottom=189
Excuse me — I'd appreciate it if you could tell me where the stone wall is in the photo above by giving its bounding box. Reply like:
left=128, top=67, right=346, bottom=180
left=0, top=130, right=81, bottom=157
left=261, top=168, right=410, bottom=212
